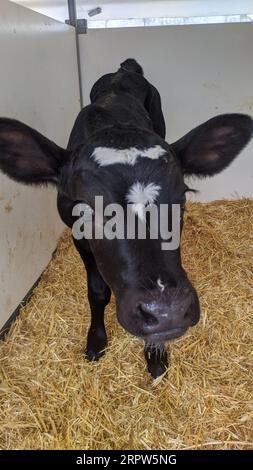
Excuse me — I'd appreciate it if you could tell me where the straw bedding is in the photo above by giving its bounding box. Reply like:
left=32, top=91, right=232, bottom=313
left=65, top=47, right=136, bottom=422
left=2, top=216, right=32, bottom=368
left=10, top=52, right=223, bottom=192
left=0, top=199, right=252, bottom=450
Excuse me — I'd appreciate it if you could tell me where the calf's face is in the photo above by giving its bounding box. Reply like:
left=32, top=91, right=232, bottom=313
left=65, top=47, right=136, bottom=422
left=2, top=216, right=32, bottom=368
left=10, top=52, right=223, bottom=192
left=70, top=152, right=200, bottom=344
left=0, top=114, right=252, bottom=344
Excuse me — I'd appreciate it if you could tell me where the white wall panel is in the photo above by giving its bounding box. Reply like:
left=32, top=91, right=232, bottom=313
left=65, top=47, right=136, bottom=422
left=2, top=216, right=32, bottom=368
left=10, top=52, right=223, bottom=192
left=80, top=24, right=253, bottom=201
left=0, top=0, right=80, bottom=329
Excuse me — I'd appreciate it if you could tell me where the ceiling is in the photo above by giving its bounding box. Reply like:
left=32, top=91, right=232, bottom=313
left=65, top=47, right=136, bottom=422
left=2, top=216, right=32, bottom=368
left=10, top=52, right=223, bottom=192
left=11, top=1, right=253, bottom=23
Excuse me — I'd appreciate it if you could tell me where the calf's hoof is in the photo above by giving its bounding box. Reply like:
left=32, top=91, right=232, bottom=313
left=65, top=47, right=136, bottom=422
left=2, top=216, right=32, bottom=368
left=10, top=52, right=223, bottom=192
left=85, top=332, right=107, bottom=362
left=147, top=360, right=168, bottom=379
left=145, top=346, right=168, bottom=379
left=85, top=348, right=106, bottom=362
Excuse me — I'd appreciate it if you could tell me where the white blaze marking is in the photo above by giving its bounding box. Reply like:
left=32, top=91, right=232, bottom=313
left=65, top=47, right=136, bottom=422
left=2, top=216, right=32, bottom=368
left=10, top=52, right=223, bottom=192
left=126, top=181, right=161, bottom=221
left=157, top=278, right=165, bottom=292
left=91, top=145, right=167, bottom=166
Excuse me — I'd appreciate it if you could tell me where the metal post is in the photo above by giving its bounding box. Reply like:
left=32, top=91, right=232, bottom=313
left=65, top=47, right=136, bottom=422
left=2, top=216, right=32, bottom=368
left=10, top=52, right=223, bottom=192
left=66, top=0, right=86, bottom=109
left=67, top=0, right=76, bottom=26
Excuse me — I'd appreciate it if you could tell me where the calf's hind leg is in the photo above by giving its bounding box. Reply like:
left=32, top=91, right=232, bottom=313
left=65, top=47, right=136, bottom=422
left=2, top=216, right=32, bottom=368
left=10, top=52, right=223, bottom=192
left=73, top=239, right=111, bottom=361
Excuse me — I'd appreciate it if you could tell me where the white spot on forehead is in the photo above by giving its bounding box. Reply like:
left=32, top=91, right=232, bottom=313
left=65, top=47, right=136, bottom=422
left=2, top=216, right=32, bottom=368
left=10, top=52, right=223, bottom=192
left=157, top=278, right=165, bottom=292
left=126, top=181, right=161, bottom=221
left=91, top=145, right=167, bottom=166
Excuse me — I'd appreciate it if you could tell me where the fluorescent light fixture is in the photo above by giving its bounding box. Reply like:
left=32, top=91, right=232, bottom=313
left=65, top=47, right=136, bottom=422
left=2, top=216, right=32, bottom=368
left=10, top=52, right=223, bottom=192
left=88, top=7, right=102, bottom=18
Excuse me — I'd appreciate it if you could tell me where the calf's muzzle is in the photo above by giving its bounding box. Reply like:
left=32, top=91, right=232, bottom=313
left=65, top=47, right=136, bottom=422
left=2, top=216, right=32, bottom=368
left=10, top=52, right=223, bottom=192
left=117, top=283, right=200, bottom=343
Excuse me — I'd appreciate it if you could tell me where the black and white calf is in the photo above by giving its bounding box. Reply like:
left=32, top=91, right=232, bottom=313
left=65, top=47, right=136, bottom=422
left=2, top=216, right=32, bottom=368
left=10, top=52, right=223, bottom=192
left=0, top=59, right=252, bottom=378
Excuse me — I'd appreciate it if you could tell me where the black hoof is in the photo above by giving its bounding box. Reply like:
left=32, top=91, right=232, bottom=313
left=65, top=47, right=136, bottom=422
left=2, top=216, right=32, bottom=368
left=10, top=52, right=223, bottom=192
left=85, top=347, right=106, bottom=362
left=145, top=346, right=168, bottom=379
left=147, top=360, right=167, bottom=379
left=85, top=332, right=107, bottom=362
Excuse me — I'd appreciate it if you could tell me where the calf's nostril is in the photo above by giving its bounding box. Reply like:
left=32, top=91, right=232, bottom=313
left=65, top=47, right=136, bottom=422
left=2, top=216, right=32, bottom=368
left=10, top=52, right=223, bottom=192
left=142, top=311, right=158, bottom=326
left=136, top=303, right=159, bottom=326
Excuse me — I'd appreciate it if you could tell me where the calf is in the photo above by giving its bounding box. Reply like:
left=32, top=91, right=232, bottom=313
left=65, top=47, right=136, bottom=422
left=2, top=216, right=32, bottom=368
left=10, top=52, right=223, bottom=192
left=0, top=59, right=252, bottom=378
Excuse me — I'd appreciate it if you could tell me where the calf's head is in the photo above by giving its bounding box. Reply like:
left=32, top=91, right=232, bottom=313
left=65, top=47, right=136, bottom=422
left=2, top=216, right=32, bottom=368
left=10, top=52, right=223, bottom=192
left=0, top=114, right=252, bottom=344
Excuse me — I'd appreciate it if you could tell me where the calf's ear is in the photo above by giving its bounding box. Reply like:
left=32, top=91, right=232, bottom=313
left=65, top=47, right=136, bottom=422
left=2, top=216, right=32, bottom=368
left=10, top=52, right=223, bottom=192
left=171, top=114, right=253, bottom=177
left=144, top=85, right=166, bottom=139
left=0, top=118, right=68, bottom=185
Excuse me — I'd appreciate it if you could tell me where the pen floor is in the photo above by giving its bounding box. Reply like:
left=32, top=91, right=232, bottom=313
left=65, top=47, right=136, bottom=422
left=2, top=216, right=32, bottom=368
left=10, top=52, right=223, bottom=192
left=0, top=199, right=252, bottom=450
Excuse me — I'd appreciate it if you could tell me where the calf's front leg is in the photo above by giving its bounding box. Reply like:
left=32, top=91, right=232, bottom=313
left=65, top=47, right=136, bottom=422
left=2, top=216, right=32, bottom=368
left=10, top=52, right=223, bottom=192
left=144, top=343, right=169, bottom=379
left=73, top=240, right=111, bottom=361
